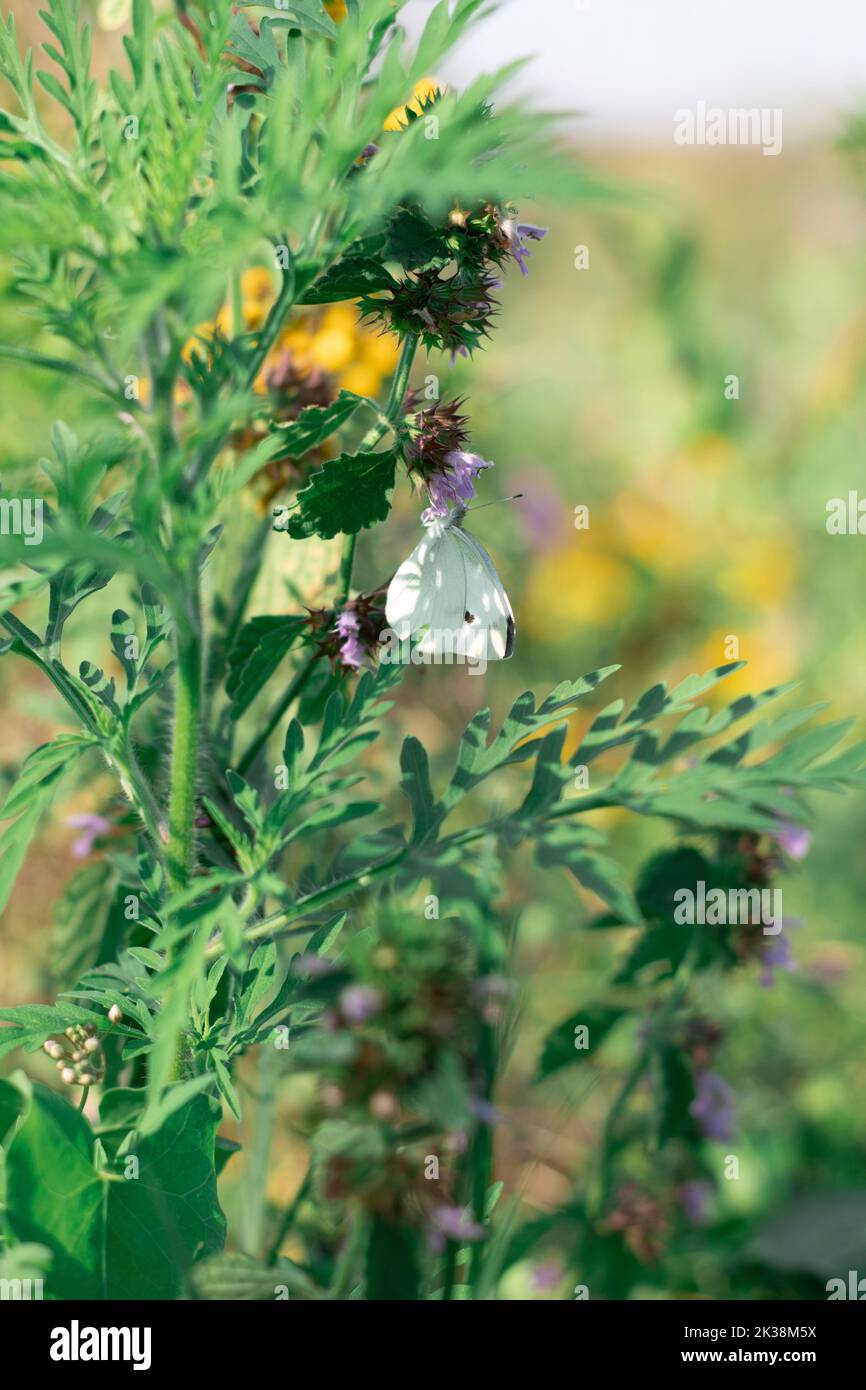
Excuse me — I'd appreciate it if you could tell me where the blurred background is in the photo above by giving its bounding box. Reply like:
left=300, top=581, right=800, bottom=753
left=3, top=0, right=866, bottom=1298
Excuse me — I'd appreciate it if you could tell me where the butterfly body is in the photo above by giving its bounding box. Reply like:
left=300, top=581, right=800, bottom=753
left=385, top=507, right=515, bottom=662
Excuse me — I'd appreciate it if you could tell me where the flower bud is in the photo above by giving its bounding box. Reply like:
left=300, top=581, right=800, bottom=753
left=84, top=1036, right=100, bottom=1053
left=108, top=1004, right=122, bottom=1024
left=61, top=1067, right=76, bottom=1085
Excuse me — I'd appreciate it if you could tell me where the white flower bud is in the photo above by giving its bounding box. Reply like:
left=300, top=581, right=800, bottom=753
left=61, top=1067, right=76, bottom=1085
left=84, top=1036, right=100, bottom=1053
left=108, top=1004, right=122, bottom=1024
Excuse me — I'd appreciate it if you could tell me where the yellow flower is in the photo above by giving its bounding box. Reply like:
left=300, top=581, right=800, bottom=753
left=362, top=328, right=400, bottom=373
left=309, top=326, right=356, bottom=374
left=241, top=266, right=275, bottom=304
left=320, top=303, right=361, bottom=335
left=686, top=620, right=799, bottom=702
left=338, top=362, right=382, bottom=398
left=384, top=77, right=442, bottom=132
left=324, top=0, right=348, bottom=21
left=522, top=542, right=636, bottom=639
left=181, top=319, right=219, bottom=364
left=716, top=538, right=795, bottom=610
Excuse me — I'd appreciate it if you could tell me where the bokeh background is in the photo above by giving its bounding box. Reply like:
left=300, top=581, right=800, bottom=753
left=3, top=0, right=866, bottom=1298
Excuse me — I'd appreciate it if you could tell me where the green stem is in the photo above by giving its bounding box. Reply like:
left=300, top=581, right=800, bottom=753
left=328, top=1206, right=370, bottom=1300
left=241, top=1046, right=280, bottom=1257
left=166, top=614, right=202, bottom=894
left=336, top=532, right=357, bottom=609
left=204, top=843, right=409, bottom=958
left=268, top=1171, right=312, bottom=1264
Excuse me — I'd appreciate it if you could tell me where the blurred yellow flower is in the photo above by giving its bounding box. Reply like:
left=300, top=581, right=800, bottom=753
left=324, top=0, right=349, bottom=21
left=362, top=328, right=400, bottom=374
left=309, top=326, right=357, bottom=374
left=338, top=362, right=382, bottom=397
left=176, top=271, right=398, bottom=410
left=716, top=538, right=795, bottom=610
left=686, top=619, right=799, bottom=702
left=384, top=77, right=442, bottom=132
left=522, top=542, right=636, bottom=638
left=241, top=266, right=275, bottom=304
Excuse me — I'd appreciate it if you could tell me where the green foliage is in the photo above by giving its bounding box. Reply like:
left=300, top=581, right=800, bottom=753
left=0, top=0, right=861, bottom=1304
left=3, top=1082, right=224, bottom=1298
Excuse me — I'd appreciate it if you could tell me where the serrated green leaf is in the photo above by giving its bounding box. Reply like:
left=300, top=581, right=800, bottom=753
left=285, top=447, right=398, bottom=539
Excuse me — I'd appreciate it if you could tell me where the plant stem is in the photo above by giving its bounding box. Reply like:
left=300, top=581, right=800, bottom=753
left=328, top=1206, right=369, bottom=1300
left=268, top=1171, right=312, bottom=1264
left=162, top=576, right=203, bottom=1085
left=241, top=1045, right=280, bottom=1257
left=166, top=614, right=203, bottom=895
left=336, top=531, right=357, bottom=608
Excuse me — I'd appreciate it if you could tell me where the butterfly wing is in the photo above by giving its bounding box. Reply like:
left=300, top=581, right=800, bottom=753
left=385, top=522, right=467, bottom=656
left=452, top=526, right=515, bottom=661
left=385, top=516, right=515, bottom=663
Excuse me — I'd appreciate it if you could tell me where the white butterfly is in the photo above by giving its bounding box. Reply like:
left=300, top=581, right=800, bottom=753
left=385, top=506, right=515, bottom=663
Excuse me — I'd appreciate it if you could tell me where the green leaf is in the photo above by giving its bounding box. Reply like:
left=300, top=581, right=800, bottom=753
left=274, top=390, right=362, bottom=458
left=51, top=861, right=123, bottom=987
left=0, top=733, right=93, bottom=821
left=5, top=1084, right=225, bottom=1299
left=298, top=253, right=396, bottom=306
left=400, top=736, right=438, bottom=845
left=537, top=1006, right=626, bottom=1082
left=365, top=1217, right=421, bottom=1301
left=0, top=1002, right=108, bottom=1061
left=235, top=0, right=337, bottom=41
left=751, top=1193, right=866, bottom=1280
left=535, top=825, right=641, bottom=924
left=227, top=614, right=307, bottom=717
left=386, top=206, right=450, bottom=270
left=284, top=447, right=398, bottom=539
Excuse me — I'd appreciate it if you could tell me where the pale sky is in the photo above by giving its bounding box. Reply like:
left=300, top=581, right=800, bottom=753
left=404, top=0, right=866, bottom=145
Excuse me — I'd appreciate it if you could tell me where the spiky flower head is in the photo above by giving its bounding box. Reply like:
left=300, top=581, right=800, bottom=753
left=402, top=395, right=470, bottom=475
left=361, top=265, right=499, bottom=356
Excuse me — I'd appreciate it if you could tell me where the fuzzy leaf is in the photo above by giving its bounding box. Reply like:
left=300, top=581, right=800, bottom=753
left=285, top=447, right=398, bottom=539
left=274, top=390, right=361, bottom=458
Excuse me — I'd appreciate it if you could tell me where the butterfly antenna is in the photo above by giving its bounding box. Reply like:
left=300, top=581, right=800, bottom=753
left=463, top=493, right=524, bottom=512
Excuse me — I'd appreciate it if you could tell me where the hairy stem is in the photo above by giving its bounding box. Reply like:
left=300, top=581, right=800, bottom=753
left=167, top=613, right=202, bottom=893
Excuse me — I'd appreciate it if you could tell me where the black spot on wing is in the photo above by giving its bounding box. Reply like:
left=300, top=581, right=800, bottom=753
left=504, top=616, right=516, bottom=659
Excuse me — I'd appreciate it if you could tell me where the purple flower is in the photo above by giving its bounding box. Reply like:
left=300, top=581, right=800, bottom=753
left=760, top=926, right=799, bottom=988
left=339, top=984, right=382, bottom=1026
left=65, top=812, right=110, bottom=859
left=420, top=450, right=493, bottom=523
left=431, top=1204, right=486, bottom=1243
left=679, top=1180, right=714, bottom=1228
left=335, top=608, right=365, bottom=670
left=532, top=1259, right=562, bottom=1291
left=469, top=1096, right=501, bottom=1127
left=501, top=220, right=548, bottom=276
left=292, top=953, right=336, bottom=978
left=690, top=1069, right=736, bottom=1143
left=772, top=823, right=812, bottom=861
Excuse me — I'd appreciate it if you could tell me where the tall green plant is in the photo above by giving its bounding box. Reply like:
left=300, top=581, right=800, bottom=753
left=0, top=0, right=862, bottom=1300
